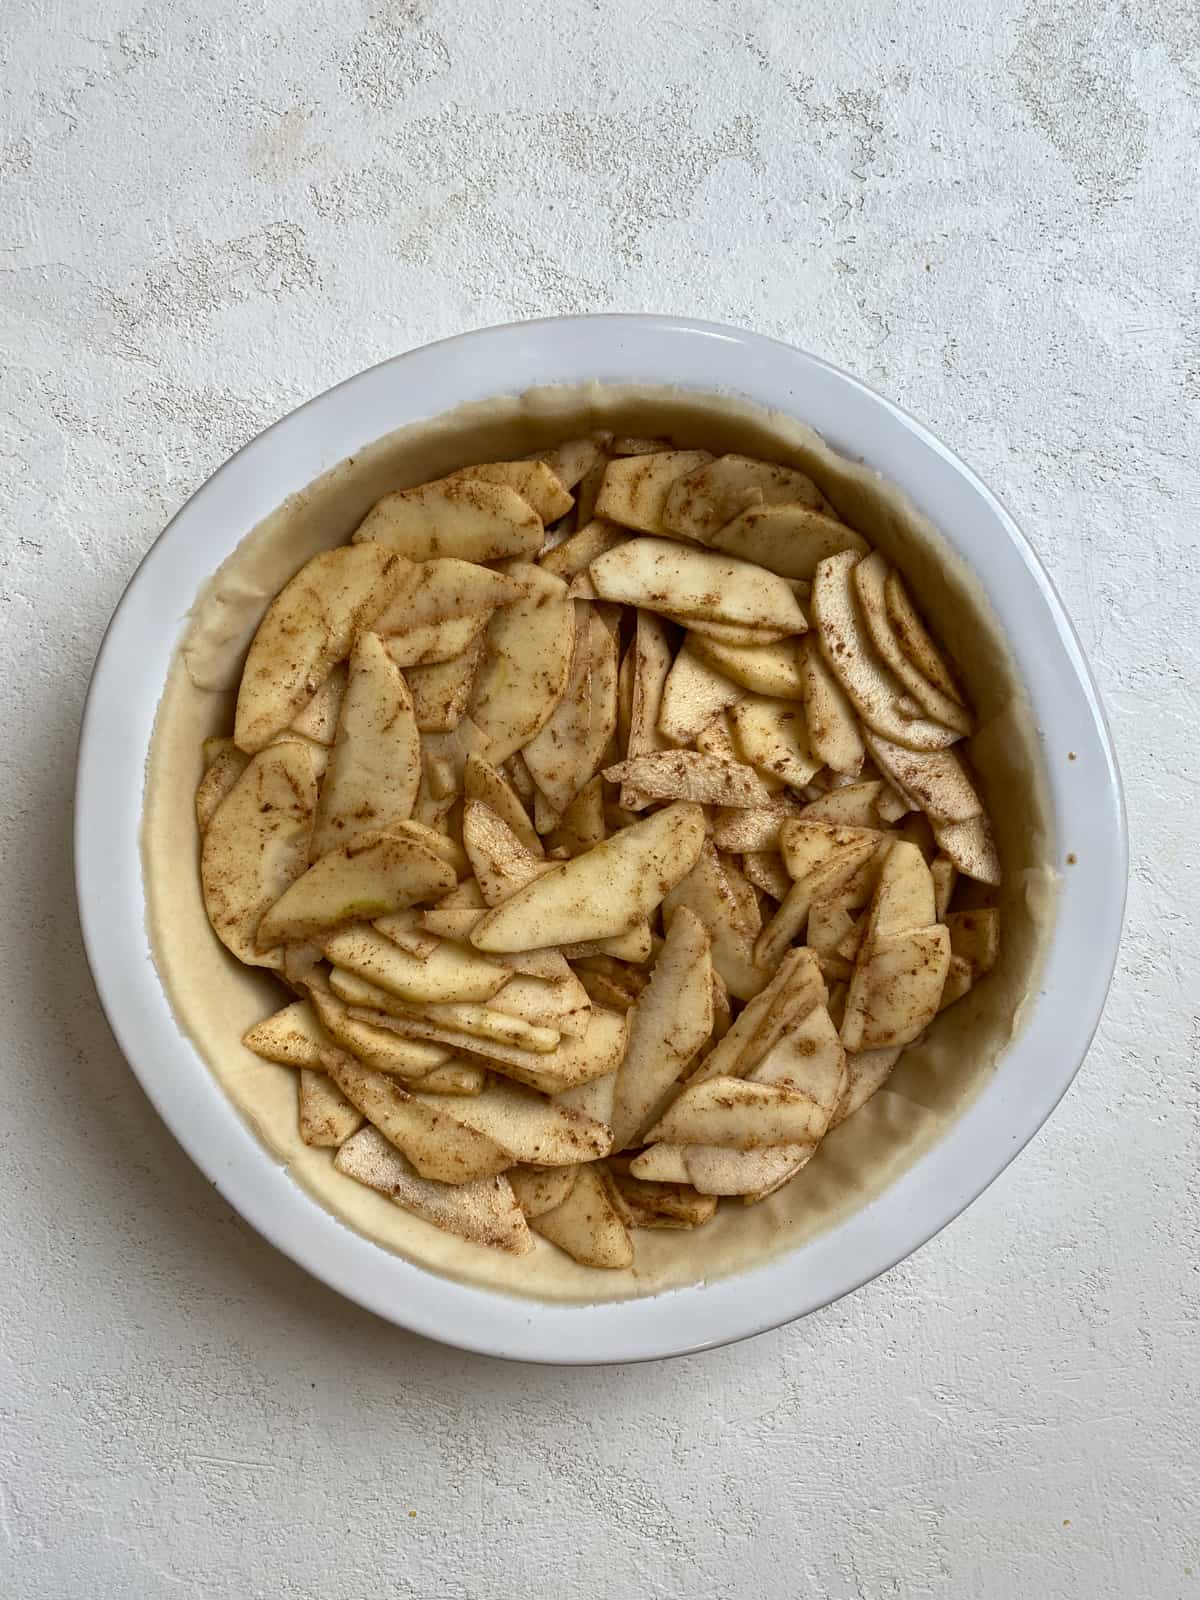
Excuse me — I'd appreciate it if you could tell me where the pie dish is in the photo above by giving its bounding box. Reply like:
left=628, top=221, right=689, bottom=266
left=75, top=316, right=1125, bottom=1362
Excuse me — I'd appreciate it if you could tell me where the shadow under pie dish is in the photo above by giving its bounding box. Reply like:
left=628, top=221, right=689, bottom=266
left=77, top=318, right=1124, bottom=1361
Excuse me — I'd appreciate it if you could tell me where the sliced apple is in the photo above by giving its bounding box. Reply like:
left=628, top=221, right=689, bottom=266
left=593, top=449, right=713, bottom=533
left=661, top=453, right=834, bottom=540
left=415, top=1078, right=610, bottom=1167
left=663, top=840, right=768, bottom=1002
left=710, top=795, right=805, bottom=853
left=591, top=537, right=808, bottom=635
left=321, top=1050, right=510, bottom=1182
left=257, top=832, right=455, bottom=949
left=706, top=502, right=867, bottom=579
left=469, top=802, right=705, bottom=953
left=507, top=1163, right=579, bottom=1219
left=523, top=606, right=617, bottom=810
left=853, top=554, right=972, bottom=734
left=322, top=925, right=509, bottom=1004
left=945, top=907, right=1000, bottom=973
left=645, top=1076, right=830, bottom=1150
left=528, top=434, right=609, bottom=492
left=932, top=812, right=1002, bottom=885
left=462, top=800, right=550, bottom=908
left=310, top=632, right=420, bottom=857
left=335, top=1126, right=532, bottom=1254
left=812, top=552, right=960, bottom=750
left=604, top=1166, right=718, bottom=1229
left=446, top=459, right=573, bottom=523
left=308, top=982, right=452, bottom=1077
left=195, top=741, right=250, bottom=833
left=930, top=854, right=958, bottom=919
left=779, top=819, right=883, bottom=883
left=540, top=518, right=629, bottom=580
left=799, top=779, right=884, bottom=828
left=679, top=1142, right=816, bottom=1197
left=740, top=850, right=793, bottom=902
left=841, top=925, right=951, bottom=1051
left=754, top=833, right=883, bottom=969
left=864, top=733, right=983, bottom=825
left=829, top=1046, right=903, bottom=1127
left=885, top=568, right=968, bottom=706
left=288, top=663, right=347, bottom=746
left=463, top=753, right=541, bottom=854
left=728, top=695, right=822, bottom=791
left=405, top=635, right=482, bottom=732
left=545, top=775, right=606, bottom=856
left=200, top=741, right=317, bottom=967
left=488, top=969, right=591, bottom=1039
left=609, top=907, right=714, bottom=1150
left=658, top=642, right=742, bottom=743
left=687, top=633, right=805, bottom=699
left=628, top=610, right=674, bottom=759
left=243, top=1000, right=328, bottom=1068
left=298, top=1069, right=365, bottom=1146
left=530, top=1162, right=633, bottom=1269
left=234, top=543, right=409, bottom=753
left=798, top=634, right=865, bottom=776
left=604, top=749, right=772, bottom=809
left=353, top=477, right=543, bottom=563
left=467, top=563, right=575, bottom=762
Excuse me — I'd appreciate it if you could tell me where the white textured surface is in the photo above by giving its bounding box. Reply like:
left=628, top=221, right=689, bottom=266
left=1, top=1, right=1196, bottom=1595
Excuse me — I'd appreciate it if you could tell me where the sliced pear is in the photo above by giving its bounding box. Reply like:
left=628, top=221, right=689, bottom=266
left=590, top=537, right=807, bottom=634
left=298, top=1069, right=365, bottom=1146
left=798, top=634, right=866, bottom=775
left=469, top=803, right=705, bottom=953
left=885, top=568, right=968, bottom=706
left=415, top=1079, right=609, bottom=1166
left=234, top=543, right=409, bottom=753
left=354, top=477, right=542, bottom=563
left=661, top=453, right=834, bottom=539
left=812, top=552, right=960, bottom=750
left=593, top=449, right=713, bottom=533
left=545, top=775, right=606, bottom=856
left=467, top=563, right=575, bottom=762
left=841, top=925, right=951, bottom=1051
left=243, top=1000, right=328, bottom=1068
left=706, top=502, right=867, bottom=579
left=609, top=907, right=714, bottom=1150
left=658, top=642, right=742, bottom=743
left=728, top=696, right=822, bottom=791
left=200, top=742, right=317, bottom=967
left=604, top=750, right=772, bottom=809
left=308, top=982, right=452, bottom=1077
left=687, top=633, right=805, bottom=699
left=853, top=554, right=973, bottom=734
left=195, top=741, right=251, bottom=833
left=530, top=1162, right=633, bottom=1269
left=932, top=812, right=1002, bottom=885
left=446, top=459, right=573, bottom=523
left=322, top=925, right=508, bottom=1004
left=523, top=606, right=617, bottom=810
left=710, top=795, right=805, bottom=853
left=663, top=841, right=769, bottom=1002
left=540, top=518, right=629, bottom=580
left=321, top=1050, right=510, bottom=1182
left=645, top=1076, right=830, bottom=1150
left=507, top=1163, right=579, bottom=1219
left=311, top=632, right=420, bottom=857
left=335, top=1126, right=532, bottom=1253
left=799, top=779, right=884, bottom=828
left=257, top=832, right=455, bottom=948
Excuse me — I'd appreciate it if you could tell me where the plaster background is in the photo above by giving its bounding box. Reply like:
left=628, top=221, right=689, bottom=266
left=2, top=2, right=1197, bottom=1595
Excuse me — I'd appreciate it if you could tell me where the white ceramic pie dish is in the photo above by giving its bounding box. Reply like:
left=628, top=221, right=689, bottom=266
left=75, top=315, right=1125, bottom=1363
